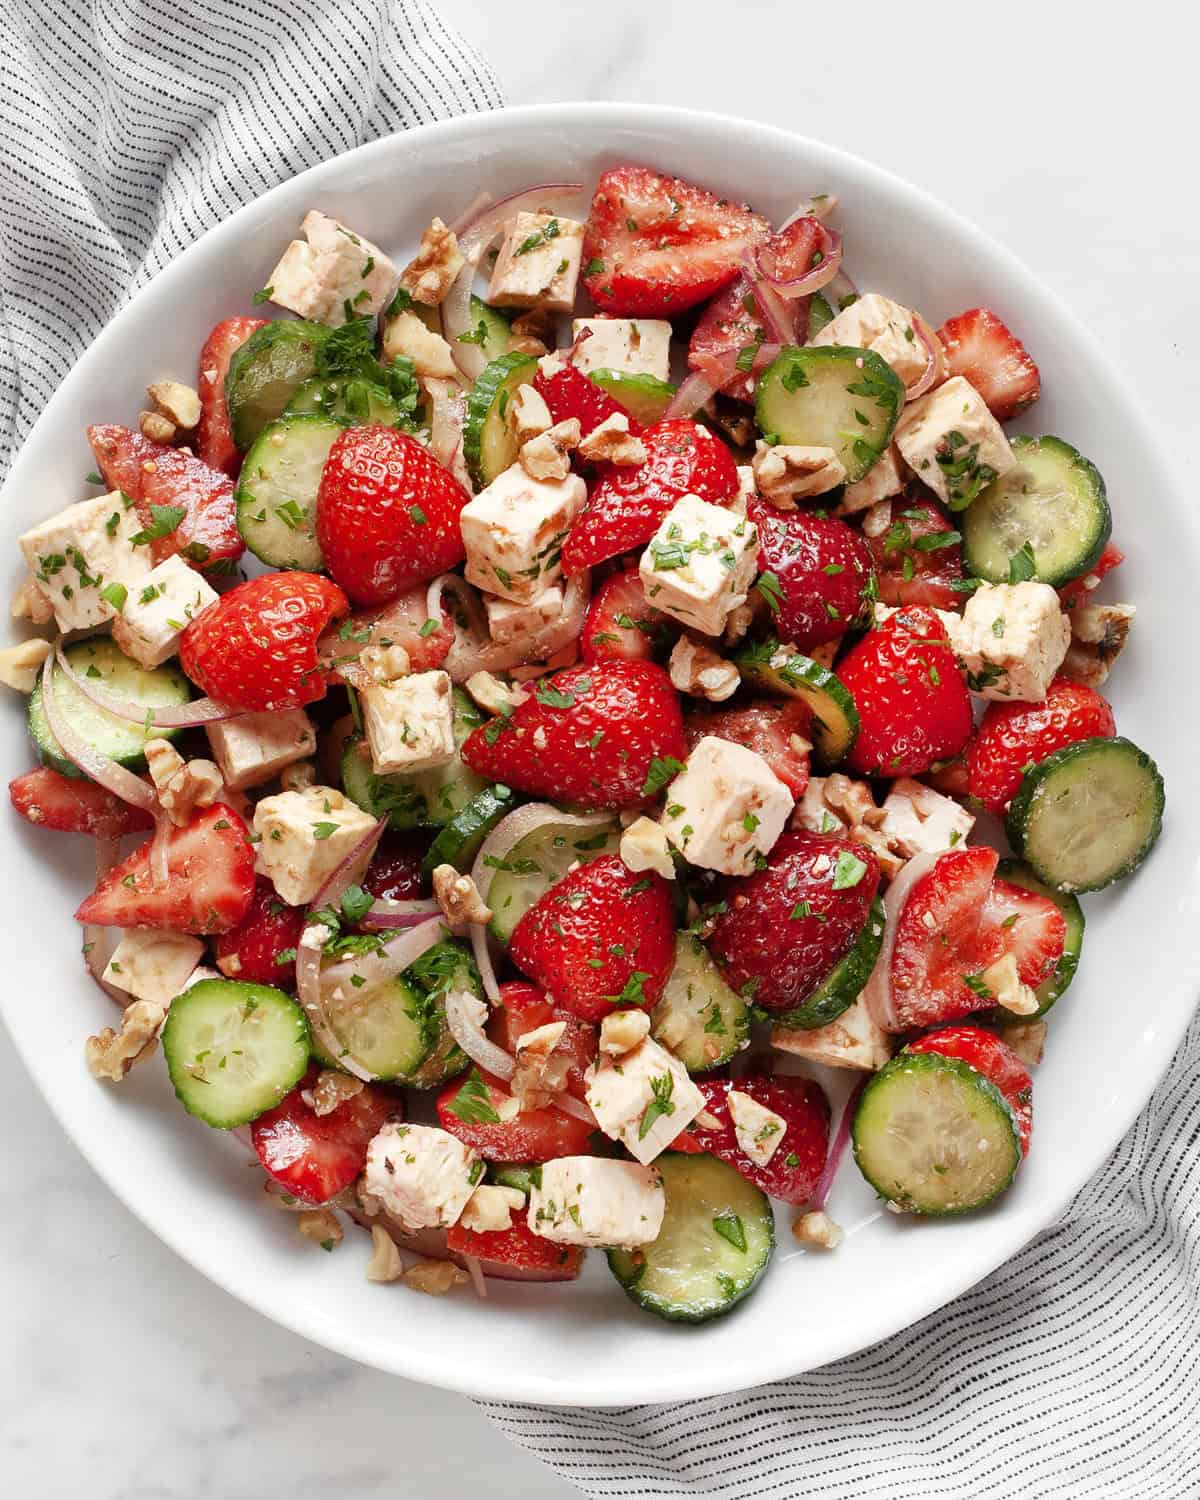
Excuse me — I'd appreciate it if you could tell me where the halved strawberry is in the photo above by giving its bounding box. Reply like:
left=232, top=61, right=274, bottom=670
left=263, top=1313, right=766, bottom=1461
left=214, top=877, right=306, bottom=988
left=965, top=677, right=1116, bottom=814
left=532, top=362, right=632, bottom=440
left=317, top=583, right=453, bottom=686
left=862, top=496, right=966, bottom=610
left=906, top=1026, right=1033, bottom=1156
left=196, top=316, right=267, bottom=477
left=447, top=1206, right=585, bottom=1282
left=488, top=981, right=597, bottom=1101
left=580, top=566, right=671, bottom=664
left=690, top=1072, right=830, bottom=1205
left=973, top=878, right=1066, bottom=992
left=749, top=500, right=874, bottom=649
left=688, top=275, right=763, bottom=401
left=936, top=307, right=1041, bottom=422
left=251, top=1067, right=402, bottom=1204
left=436, top=1068, right=594, bottom=1161
left=683, top=698, right=812, bottom=797
left=87, top=424, right=244, bottom=573
left=9, top=767, right=155, bottom=839
left=1059, top=540, right=1124, bottom=609
left=362, top=833, right=426, bottom=902
left=74, top=803, right=256, bottom=934
left=581, top=165, right=769, bottom=317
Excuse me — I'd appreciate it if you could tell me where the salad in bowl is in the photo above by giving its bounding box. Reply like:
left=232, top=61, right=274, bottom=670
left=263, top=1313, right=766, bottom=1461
left=1, top=162, right=1164, bottom=1323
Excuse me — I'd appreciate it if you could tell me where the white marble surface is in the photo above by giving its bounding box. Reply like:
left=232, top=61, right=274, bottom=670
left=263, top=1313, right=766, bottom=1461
left=3, top=3, right=1197, bottom=1496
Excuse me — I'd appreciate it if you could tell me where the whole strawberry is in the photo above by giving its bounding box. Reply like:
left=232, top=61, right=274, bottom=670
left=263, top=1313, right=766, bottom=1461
left=179, top=572, right=348, bottom=712
left=509, top=855, right=676, bottom=1023
left=966, top=677, right=1116, bottom=814
left=214, top=877, right=306, bottom=988
left=316, top=425, right=470, bottom=606
left=460, top=659, right=685, bottom=810
left=749, top=501, right=874, bottom=650
left=563, top=419, right=738, bottom=575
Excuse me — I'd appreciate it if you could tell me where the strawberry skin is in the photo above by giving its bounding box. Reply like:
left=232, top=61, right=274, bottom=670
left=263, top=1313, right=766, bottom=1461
left=906, top=1026, right=1033, bottom=1155
left=317, top=583, right=453, bottom=686
left=966, top=677, right=1116, bottom=814
left=533, top=363, right=633, bottom=439
left=580, top=566, right=671, bottom=664
left=75, top=803, right=255, bottom=934
left=691, top=1073, right=830, bottom=1205
left=316, top=425, right=470, bottom=607
left=88, top=424, right=244, bottom=573
left=362, top=834, right=426, bottom=902
left=562, top=419, right=738, bottom=575
left=196, top=316, right=267, bottom=476
left=437, top=1068, right=595, bottom=1160
left=9, top=767, right=155, bottom=839
left=251, top=1067, right=402, bottom=1204
left=214, top=877, right=306, bottom=988
left=936, top=307, right=1041, bottom=422
left=447, top=1208, right=585, bottom=1282
left=581, top=165, right=769, bottom=317
left=862, top=497, right=966, bottom=611
left=460, top=659, right=685, bottom=810
left=509, top=854, right=675, bottom=1023
left=1059, top=540, right=1123, bottom=609
left=179, top=572, right=348, bottom=712
left=838, top=605, right=973, bottom=777
left=688, top=275, right=762, bottom=401
left=683, top=698, right=812, bottom=797
left=973, top=878, right=1066, bottom=993
left=749, top=501, right=874, bottom=649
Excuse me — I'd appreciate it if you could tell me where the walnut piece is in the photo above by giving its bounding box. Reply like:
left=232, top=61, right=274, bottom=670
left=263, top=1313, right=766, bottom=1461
left=519, top=418, right=581, bottom=482
left=145, top=739, right=224, bottom=826
left=752, top=441, right=846, bottom=508
left=792, top=1210, right=843, bottom=1250
left=978, top=952, right=1038, bottom=1017
left=12, top=574, right=55, bottom=625
left=398, top=218, right=465, bottom=306
left=668, top=637, right=739, bottom=702
left=0, top=638, right=51, bottom=693
left=280, top=760, right=317, bottom=793
left=1060, top=603, right=1135, bottom=688
left=432, top=864, right=493, bottom=928
left=1001, top=1020, right=1048, bottom=1068
left=511, top=1021, right=571, bottom=1110
left=793, top=773, right=907, bottom=879
left=147, top=380, right=202, bottom=431
left=464, top=670, right=530, bottom=717
left=402, top=1260, right=469, bottom=1296
left=297, top=1209, right=343, bottom=1249
left=360, top=642, right=412, bottom=683
left=85, top=1000, right=167, bottom=1081
left=366, top=1224, right=406, bottom=1282
left=576, top=412, right=647, bottom=467
left=460, top=1184, right=525, bottom=1234
left=600, top=1007, right=651, bottom=1056
left=507, top=384, right=552, bottom=444
left=310, top=1070, right=366, bottom=1117
left=139, top=409, right=177, bottom=445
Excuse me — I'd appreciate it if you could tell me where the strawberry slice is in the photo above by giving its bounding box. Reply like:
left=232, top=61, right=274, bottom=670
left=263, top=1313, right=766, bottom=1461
left=9, top=767, right=155, bottom=839
left=488, top=981, right=597, bottom=1101
left=87, top=424, right=244, bottom=573
left=689, top=1073, right=830, bottom=1205
left=973, top=878, right=1066, bottom=992
left=214, top=877, right=306, bottom=988
left=532, top=363, right=633, bottom=440
left=509, top=855, right=676, bottom=1024
left=862, top=497, right=966, bottom=610
left=683, top=698, right=812, bottom=797
left=580, top=566, right=671, bottom=664
left=436, top=1068, right=594, bottom=1161
left=196, top=316, right=267, bottom=477
left=460, top=659, right=685, bottom=811
left=1059, top=540, right=1124, bottom=609
left=965, top=677, right=1116, bottom=814
left=688, top=275, right=762, bottom=401
left=74, top=803, right=256, bottom=934
left=749, top=501, right=874, bottom=649
left=447, top=1206, right=585, bottom=1282
left=562, top=419, right=738, bottom=576
left=361, top=834, right=426, bottom=903
left=251, top=1067, right=402, bottom=1204
left=582, top=165, right=769, bottom=317
left=906, top=1026, right=1033, bottom=1156
left=935, top=307, right=1041, bottom=422
left=317, top=583, right=453, bottom=686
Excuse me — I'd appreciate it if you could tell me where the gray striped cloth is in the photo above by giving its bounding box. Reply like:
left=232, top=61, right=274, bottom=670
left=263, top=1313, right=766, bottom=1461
left=3, top=6, right=1196, bottom=1495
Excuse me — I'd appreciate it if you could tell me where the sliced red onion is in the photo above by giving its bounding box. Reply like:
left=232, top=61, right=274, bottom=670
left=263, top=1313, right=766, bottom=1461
left=359, top=897, right=442, bottom=930
left=85, top=837, right=126, bottom=1004
left=825, top=267, right=859, bottom=311
left=470, top=922, right=501, bottom=1004
left=777, top=193, right=839, bottom=230
left=904, top=312, right=942, bottom=402
left=296, top=922, right=377, bottom=1085
left=149, top=814, right=172, bottom=888
left=462, top=1252, right=488, bottom=1299
left=809, top=1076, right=868, bottom=1213
left=321, top=916, right=449, bottom=1001
left=470, top=803, right=614, bottom=907
left=41, top=652, right=158, bottom=813
left=565, top=323, right=593, bottom=366
left=553, top=1092, right=598, bottom=1127
left=753, top=226, right=843, bottom=299
left=54, top=641, right=237, bottom=727
left=424, top=376, right=470, bottom=485
left=439, top=571, right=590, bottom=682
left=740, top=253, right=801, bottom=343
left=668, top=345, right=784, bottom=420
left=445, top=985, right=515, bottom=1081
left=862, top=851, right=941, bottom=1032
left=308, top=816, right=387, bottom=912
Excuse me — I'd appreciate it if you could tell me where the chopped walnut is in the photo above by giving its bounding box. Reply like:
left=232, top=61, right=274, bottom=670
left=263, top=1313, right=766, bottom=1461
left=600, top=1007, right=651, bottom=1056
left=510, top=308, right=557, bottom=346
left=510, top=639, right=579, bottom=681
left=619, top=816, right=675, bottom=881
left=722, top=602, right=756, bottom=646
left=668, top=636, right=739, bottom=702
left=297, top=1209, right=343, bottom=1249
left=793, top=1210, right=843, bottom=1250
left=139, top=409, right=177, bottom=445
left=85, top=999, right=166, bottom=1081
left=519, top=418, right=581, bottom=482
left=464, top=670, right=529, bottom=717
left=432, top=864, right=493, bottom=927
left=366, top=1224, right=405, bottom=1282
left=516, top=1021, right=567, bottom=1056
left=147, top=380, right=202, bottom=431
left=576, top=412, right=647, bottom=467
left=310, top=1070, right=366, bottom=1116
left=402, top=1260, right=469, bottom=1296
left=507, top=384, right=552, bottom=444
left=146, top=740, right=223, bottom=825
left=752, top=441, right=846, bottom=508
left=280, top=760, right=317, bottom=793
left=1060, top=603, right=1135, bottom=688
left=398, top=217, right=465, bottom=306
left=460, top=1184, right=525, bottom=1234
left=978, top=952, right=1038, bottom=1017
left=509, top=334, right=549, bottom=357
left=11, top=574, right=55, bottom=625
left=1001, top=1020, right=1048, bottom=1068
left=511, top=1021, right=571, bottom=1110
left=0, top=637, right=51, bottom=694
left=360, top=642, right=412, bottom=683
left=793, top=774, right=904, bottom=879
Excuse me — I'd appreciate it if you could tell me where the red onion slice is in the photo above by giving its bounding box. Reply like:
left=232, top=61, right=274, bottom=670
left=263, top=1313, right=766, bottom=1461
left=308, top=817, right=388, bottom=912
left=809, top=1076, right=868, bottom=1213
left=85, top=837, right=127, bottom=1004
left=740, top=253, right=800, bottom=343
left=862, top=851, right=941, bottom=1032
left=904, top=312, right=943, bottom=402
left=149, top=814, right=172, bottom=888
left=667, top=344, right=784, bottom=420
left=753, top=226, right=843, bottom=299
left=553, top=1092, right=598, bottom=1127
left=462, top=1252, right=488, bottom=1299
left=54, top=642, right=237, bottom=727
left=41, top=652, right=158, bottom=813
left=445, top=985, right=515, bottom=1081
left=470, top=922, right=501, bottom=1004
left=825, top=267, right=859, bottom=312
left=438, top=571, right=590, bottom=682
left=359, top=897, right=441, bottom=931
left=777, top=194, right=839, bottom=230
left=321, top=916, right=449, bottom=998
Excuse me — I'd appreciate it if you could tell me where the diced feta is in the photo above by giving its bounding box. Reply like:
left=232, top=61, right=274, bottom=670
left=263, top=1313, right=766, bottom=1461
left=894, top=376, right=1016, bottom=509
left=527, top=1156, right=665, bottom=1248
left=484, top=585, right=564, bottom=648
left=360, top=669, right=455, bottom=775
left=949, top=581, right=1070, bottom=701
left=0, top=638, right=51, bottom=694
left=266, top=210, right=398, bottom=326
left=570, top=317, right=672, bottom=382
left=878, top=777, right=975, bottom=857
left=838, top=444, right=905, bottom=514
left=460, top=462, right=585, bottom=603
left=772, top=995, right=893, bottom=1071
left=205, top=709, right=317, bottom=791
left=252, top=784, right=379, bottom=905
left=734, top=464, right=756, bottom=512
left=19, top=491, right=152, bottom=634
left=102, top=929, right=205, bottom=1006
left=111, top=555, right=218, bottom=668
left=486, top=212, right=585, bottom=313
left=727, top=1089, right=788, bottom=1167
left=379, top=309, right=457, bottom=380
left=809, top=292, right=929, bottom=387
left=362, top=1123, right=480, bottom=1231
left=638, top=492, right=759, bottom=637
left=619, top=815, right=675, bottom=881
left=661, top=736, right=792, bottom=876
left=585, top=1034, right=705, bottom=1165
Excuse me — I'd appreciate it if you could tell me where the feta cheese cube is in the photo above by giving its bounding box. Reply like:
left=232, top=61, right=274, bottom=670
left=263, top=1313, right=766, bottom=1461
left=727, top=1089, right=788, bottom=1168
left=894, top=376, right=1016, bottom=509
left=19, top=491, right=152, bottom=634
left=838, top=444, right=905, bottom=514
left=661, top=736, right=792, bottom=876
left=484, top=585, right=564, bottom=648
left=360, top=669, right=455, bottom=775
left=570, top=317, right=672, bottom=382
left=102, top=929, right=205, bottom=1006
left=379, top=308, right=458, bottom=380
left=111, top=555, right=218, bottom=668
left=527, top=1156, right=665, bottom=1248
left=460, top=463, right=585, bottom=603
left=266, top=210, right=398, bottom=326
left=0, top=638, right=51, bottom=694
left=585, top=1035, right=705, bottom=1165
left=878, top=777, right=975, bottom=857
left=638, top=493, right=759, bottom=637
left=949, top=581, right=1070, bottom=701
left=486, top=212, right=585, bottom=313
left=809, top=292, right=929, bottom=387
left=362, top=1123, right=480, bottom=1231
left=252, top=784, right=379, bottom=905
left=205, top=709, right=316, bottom=791
left=772, top=995, right=893, bottom=1071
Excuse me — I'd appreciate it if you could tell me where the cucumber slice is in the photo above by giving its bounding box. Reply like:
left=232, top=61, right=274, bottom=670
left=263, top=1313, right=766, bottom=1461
left=806, top=293, right=835, bottom=339
left=734, top=638, right=859, bottom=765
left=607, top=1153, right=774, bottom=1323
left=1006, top=736, right=1164, bottom=894
left=486, top=816, right=621, bottom=945
left=773, top=897, right=885, bottom=1030
left=162, top=979, right=310, bottom=1128
left=29, top=638, right=190, bottom=777
left=284, top=376, right=403, bottom=427
left=341, top=688, right=487, bottom=830
left=235, top=413, right=339, bottom=571
left=852, top=1050, right=1021, bottom=1215
left=754, top=345, right=905, bottom=482
left=400, top=937, right=477, bottom=1087
left=225, top=320, right=332, bottom=451
left=985, top=860, right=1084, bottom=1021
left=420, top=783, right=519, bottom=879
left=650, top=933, right=750, bottom=1072
left=588, top=369, right=677, bottom=426
left=962, top=436, right=1111, bottom=587
left=455, top=294, right=514, bottom=365
left=463, top=351, right=538, bottom=487
left=490, top=1163, right=537, bottom=1194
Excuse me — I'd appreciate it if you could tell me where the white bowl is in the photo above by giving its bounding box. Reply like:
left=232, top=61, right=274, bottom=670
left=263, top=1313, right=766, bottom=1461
left=2, top=104, right=1194, bottom=1407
